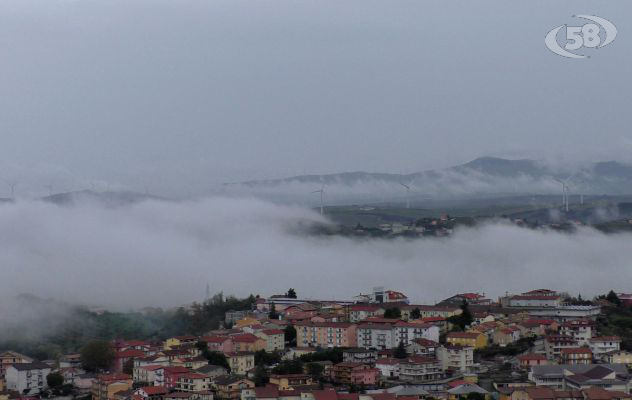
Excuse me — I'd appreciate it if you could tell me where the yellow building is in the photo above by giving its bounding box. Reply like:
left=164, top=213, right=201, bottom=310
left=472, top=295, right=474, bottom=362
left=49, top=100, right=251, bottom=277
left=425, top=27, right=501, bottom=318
left=91, top=374, right=133, bottom=400
left=269, top=374, right=313, bottom=390
left=295, top=322, right=357, bottom=348
left=226, top=352, right=255, bottom=375
left=235, top=317, right=259, bottom=328
left=446, top=331, right=488, bottom=349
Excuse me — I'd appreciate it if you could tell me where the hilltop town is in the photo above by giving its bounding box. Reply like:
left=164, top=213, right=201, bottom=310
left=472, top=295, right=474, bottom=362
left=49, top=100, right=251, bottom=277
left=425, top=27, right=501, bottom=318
left=2, top=288, right=632, bottom=400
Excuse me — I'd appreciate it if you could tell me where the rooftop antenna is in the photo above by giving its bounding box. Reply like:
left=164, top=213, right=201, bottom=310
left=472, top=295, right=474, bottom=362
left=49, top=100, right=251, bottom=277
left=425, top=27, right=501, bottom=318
left=311, top=184, right=325, bottom=215
left=400, top=183, right=411, bottom=209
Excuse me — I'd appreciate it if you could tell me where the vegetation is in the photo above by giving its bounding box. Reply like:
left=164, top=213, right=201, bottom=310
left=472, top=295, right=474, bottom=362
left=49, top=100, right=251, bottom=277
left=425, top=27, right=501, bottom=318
left=80, top=340, right=116, bottom=372
left=475, top=336, right=536, bottom=359
left=254, top=349, right=282, bottom=366
left=299, top=347, right=344, bottom=363
left=271, top=359, right=303, bottom=375
left=394, top=341, right=408, bottom=359
left=284, top=325, right=297, bottom=347
left=286, top=288, right=297, bottom=299
left=383, top=307, right=402, bottom=319
left=46, top=372, right=64, bottom=389
left=596, top=290, right=632, bottom=350
left=410, top=308, right=421, bottom=320
left=447, top=300, right=473, bottom=331
left=196, top=341, right=231, bottom=370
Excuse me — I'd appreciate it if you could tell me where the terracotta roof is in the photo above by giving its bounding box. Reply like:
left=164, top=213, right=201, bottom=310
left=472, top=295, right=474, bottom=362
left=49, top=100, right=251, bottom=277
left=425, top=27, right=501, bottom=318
left=140, top=386, right=168, bottom=395
left=590, top=336, right=621, bottom=342
left=262, top=329, right=284, bottom=335
left=518, top=353, right=547, bottom=361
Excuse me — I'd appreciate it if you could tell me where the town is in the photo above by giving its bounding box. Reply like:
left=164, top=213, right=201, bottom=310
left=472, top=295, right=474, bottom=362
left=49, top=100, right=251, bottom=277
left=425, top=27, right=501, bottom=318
left=2, top=288, right=632, bottom=400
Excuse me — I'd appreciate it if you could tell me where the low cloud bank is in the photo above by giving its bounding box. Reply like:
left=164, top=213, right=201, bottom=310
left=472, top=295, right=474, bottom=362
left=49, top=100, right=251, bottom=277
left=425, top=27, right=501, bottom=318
left=0, top=197, right=629, bottom=314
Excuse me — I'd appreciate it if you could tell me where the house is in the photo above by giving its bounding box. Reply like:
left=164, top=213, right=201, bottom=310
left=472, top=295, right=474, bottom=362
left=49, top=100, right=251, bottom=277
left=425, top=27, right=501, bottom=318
left=406, top=338, right=439, bottom=357
left=589, top=337, right=621, bottom=357
left=225, top=353, right=255, bottom=376
left=545, top=335, right=578, bottom=361
left=528, top=364, right=630, bottom=392
left=135, top=386, right=169, bottom=399
left=446, top=331, right=487, bottom=349
left=5, top=362, right=51, bottom=395
left=115, top=349, right=146, bottom=373
left=268, top=374, right=313, bottom=390
left=295, top=322, right=357, bottom=348
left=560, top=348, right=593, bottom=365
left=493, top=326, right=522, bottom=346
left=231, top=334, right=266, bottom=353
left=517, top=354, right=548, bottom=369
left=213, top=376, right=254, bottom=400
left=375, top=358, right=400, bottom=379
left=195, top=365, right=229, bottom=379
left=331, top=362, right=378, bottom=386
left=447, top=383, right=490, bottom=400
left=502, top=294, right=562, bottom=309
left=201, top=337, right=234, bottom=354
left=59, top=353, right=82, bottom=369
left=559, top=320, right=594, bottom=345
left=255, top=330, right=285, bottom=352
left=357, top=324, right=395, bottom=350
left=415, top=306, right=462, bottom=319
left=176, top=372, right=212, bottom=392
left=0, top=352, right=33, bottom=378
left=134, top=365, right=163, bottom=385
left=164, top=336, right=197, bottom=350
left=91, top=373, right=134, bottom=400
left=342, top=348, right=378, bottom=365
left=519, top=319, right=559, bottom=337
left=162, top=366, right=191, bottom=389
left=398, top=356, right=443, bottom=382
left=349, top=305, right=384, bottom=323
left=436, top=344, right=474, bottom=373
left=511, top=386, right=631, bottom=400
left=392, top=321, right=440, bottom=346
left=602, top=352, right=632, bottom=368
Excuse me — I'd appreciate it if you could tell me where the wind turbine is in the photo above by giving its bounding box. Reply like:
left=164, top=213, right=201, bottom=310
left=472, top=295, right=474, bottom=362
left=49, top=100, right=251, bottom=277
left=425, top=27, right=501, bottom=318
left=399, top=183, right=411, bottom=209
left=554, top=178, right=569, bottom=212
left=311, top=185, right=325, bottom=215
left=4, top=181, right=17, bottom=199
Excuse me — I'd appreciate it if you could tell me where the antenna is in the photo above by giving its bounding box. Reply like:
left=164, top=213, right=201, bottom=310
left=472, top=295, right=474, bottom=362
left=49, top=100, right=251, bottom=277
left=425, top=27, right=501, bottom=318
left=399, top=183, right=411, bottom=209
left=5, top=181, right=17, bottom=199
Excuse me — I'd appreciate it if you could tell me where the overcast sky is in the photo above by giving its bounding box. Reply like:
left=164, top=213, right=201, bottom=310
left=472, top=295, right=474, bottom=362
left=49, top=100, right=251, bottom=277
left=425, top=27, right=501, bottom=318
left=2, top=0, right=632, bottom=197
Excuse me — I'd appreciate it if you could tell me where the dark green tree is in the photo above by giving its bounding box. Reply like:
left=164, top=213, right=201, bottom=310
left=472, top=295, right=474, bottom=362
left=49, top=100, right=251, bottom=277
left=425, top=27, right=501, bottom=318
left=80, top=340, right=115, bottom=372
left=606, top=290, right=622, bottom=307
left=286, top=289, right=297, bottom=299
left=410, top=308, right=421, bottom=320
left=254, top=364, right=269, bottom=386
left=384, top=307, right=402, bottom=319
left=394, top=341, right=408, bottom=359
left=46, top=372, right=64, bottom=389
left=122, top=358, right=134, bottom=375
left=306, top=362, right=325, bottom=381
left=202, top=350, right=230, bottom=371
left=269, top=304, right=279, bottom=320
left=284, top=325, right=297, bottom=346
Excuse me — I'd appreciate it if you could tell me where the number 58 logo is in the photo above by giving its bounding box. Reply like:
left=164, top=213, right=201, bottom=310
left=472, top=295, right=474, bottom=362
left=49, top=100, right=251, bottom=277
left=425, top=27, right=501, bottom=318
left=545, top=15, right=617, bottom=58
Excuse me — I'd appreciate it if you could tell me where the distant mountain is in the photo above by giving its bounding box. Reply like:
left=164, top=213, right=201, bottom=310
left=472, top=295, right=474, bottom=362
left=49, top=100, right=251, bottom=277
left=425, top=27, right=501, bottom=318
left=40, top=190, right=166, bottom=207
left=224, top=157, right=632, bottom=204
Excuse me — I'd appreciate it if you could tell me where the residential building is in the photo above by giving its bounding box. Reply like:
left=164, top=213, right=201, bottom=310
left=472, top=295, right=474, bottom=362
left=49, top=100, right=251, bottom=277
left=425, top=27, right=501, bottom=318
left=268, top=374, right=313, bottom=390
left=295, top=322, right=357, bottom=348
left=544, top=335, right=578, bottom=361
left=226, top=353, right=255, bottom=375
left=331, top=362, right=378, bottom=386
left=589, top=337, right=621, bottom=356
left=493, top=326, right=522, bottom=346
left=436, top=345, right=474, bottom=373
left=446, top=332, right=487, bottom=349
left=529, top=306, right=601, bottom=322
left=559, top=320, right=594, bottom=345
left=91, top=373, right=133, bottom=400
left=528, top=364, right=630, bottom=391
left=255, top=329, right=285, bottom=352
left=560, top=348, right=593, bottom=365
left=517, top=354, right=548, bottom=369
left=342, top=348, right=378, bottom=365
left=231, top=334, right=266, bottom=353
left=213, top=376, right=254, bottom=400
left=406, top=338, right=439, bottom=357
left=176, top=373, right=212, bottom=392
left=5, top=362, right=51, bottom=395
left=0, top=352, right=32, bottom=378
left=398, top=356, right=443, bottom=382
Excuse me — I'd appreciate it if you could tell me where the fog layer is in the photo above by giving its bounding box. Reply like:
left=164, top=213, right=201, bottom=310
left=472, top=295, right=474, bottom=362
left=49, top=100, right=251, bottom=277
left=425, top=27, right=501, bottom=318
left=0, top=198, right=629, bottom=310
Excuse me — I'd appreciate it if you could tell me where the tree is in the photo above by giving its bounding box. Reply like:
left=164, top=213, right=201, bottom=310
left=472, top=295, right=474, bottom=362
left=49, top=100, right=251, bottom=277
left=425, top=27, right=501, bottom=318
left=202, top=350, right=230, bottom=371
left=394, top=341, right=408, bottom=359
left=269, top=304, right=279, bottom=320
left=384, top=307, right=402, bottom=319
left=254, top=364, right=269, bottom=386
left=306, top=362, right=324, bottom=381
left=410, top=308, right=421, bottom=320
left=122, top=358, right=134, bottom=375
left=284, top=325, right=297, bottom=347
left=272, top=360, right=303, bottom=375
left=47, top=372, right=64, bottom=389
left=606, top=290, right=622, bottom=307
left=460, top=300, right=473, bottom=327
left=286, top=288, right=297, bottom=299
left=80, top=340, right=115, bottom=372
